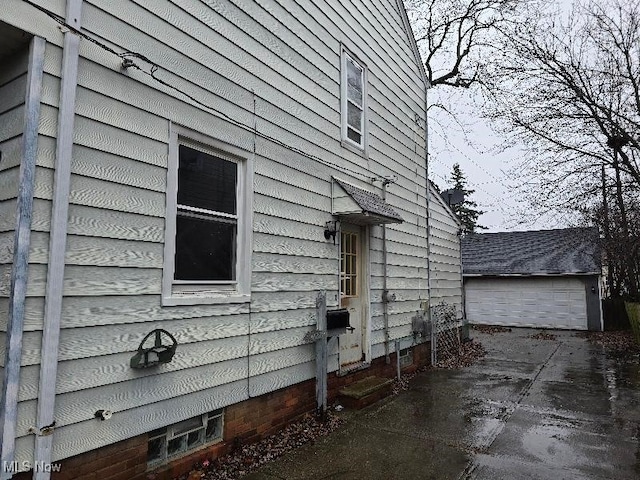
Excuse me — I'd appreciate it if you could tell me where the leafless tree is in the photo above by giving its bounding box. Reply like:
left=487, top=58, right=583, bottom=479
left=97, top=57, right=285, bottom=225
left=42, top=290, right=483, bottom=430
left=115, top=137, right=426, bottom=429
left=483, top=0, right=640, bottom=201
left=406, top=0, right=528, bottom=89
left=476, top=0, right=640, bottom=299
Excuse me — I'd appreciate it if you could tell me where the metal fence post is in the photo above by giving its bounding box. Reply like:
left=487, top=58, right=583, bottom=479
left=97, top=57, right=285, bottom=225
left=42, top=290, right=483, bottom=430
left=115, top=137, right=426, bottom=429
left=315, top=291, right=328, bottom=416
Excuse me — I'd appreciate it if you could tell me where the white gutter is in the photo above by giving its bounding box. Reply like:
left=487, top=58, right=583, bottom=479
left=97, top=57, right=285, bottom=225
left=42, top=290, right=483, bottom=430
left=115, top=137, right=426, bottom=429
left=33, top=1, right=82, bottom=478
left=0, top=35, right=46, bottom=480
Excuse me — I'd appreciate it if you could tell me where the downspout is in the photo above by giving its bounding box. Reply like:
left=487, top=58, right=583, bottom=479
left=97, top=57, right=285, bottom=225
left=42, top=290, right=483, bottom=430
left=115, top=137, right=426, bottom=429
left=33, top=1, right=82, bottom=478
left=424, top=79, right=432, bottom=337
left=382, top=181, right=391, bottom=364
left=0, top=36, right=46, bottom=480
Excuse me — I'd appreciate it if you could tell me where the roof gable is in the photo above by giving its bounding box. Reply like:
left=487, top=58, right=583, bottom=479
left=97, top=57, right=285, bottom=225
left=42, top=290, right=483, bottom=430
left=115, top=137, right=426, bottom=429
left=461, top=227, right=601, bottom=276
left=428, top=181, right=462, bottom=227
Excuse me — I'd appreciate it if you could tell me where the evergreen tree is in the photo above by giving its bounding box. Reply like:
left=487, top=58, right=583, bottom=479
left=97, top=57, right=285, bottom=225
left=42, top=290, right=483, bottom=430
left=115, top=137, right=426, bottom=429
left=448, top=163, right=487, bottom=233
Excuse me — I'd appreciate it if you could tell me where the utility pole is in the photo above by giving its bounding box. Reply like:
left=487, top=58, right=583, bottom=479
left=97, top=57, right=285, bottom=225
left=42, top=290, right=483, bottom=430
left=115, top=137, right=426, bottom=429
left=601, top=163, right=613, bottom=298
left=607, top=134, right=636, bottom=298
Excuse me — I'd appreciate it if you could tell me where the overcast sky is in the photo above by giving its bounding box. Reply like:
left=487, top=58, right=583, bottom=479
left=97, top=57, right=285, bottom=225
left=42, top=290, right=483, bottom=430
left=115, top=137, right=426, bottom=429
left=423, top=0, right=577, bottom=233
left=427, top=90, right=525, bottom=233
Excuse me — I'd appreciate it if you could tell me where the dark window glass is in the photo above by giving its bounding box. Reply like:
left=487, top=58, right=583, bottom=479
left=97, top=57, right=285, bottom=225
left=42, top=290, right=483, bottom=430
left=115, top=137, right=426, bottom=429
left=147, top=436, right=165, bottom=463
left=347, top=128, right=362, bottom=145
left=167, top=436, right=184, bottom=457
left=347, top=102, right=362, bottom=131
left=177, top=145, right=237, bottom=215
left=206, top=417, right=223, bottom=440
left=174, top=213, right=236, bottom=281
left=187, top=430, right=203, bottom=449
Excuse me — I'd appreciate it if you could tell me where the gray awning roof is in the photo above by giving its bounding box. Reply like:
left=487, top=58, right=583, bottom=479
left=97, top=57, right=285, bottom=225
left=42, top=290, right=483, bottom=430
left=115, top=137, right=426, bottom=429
left=332, top=178, right=403, bottom=225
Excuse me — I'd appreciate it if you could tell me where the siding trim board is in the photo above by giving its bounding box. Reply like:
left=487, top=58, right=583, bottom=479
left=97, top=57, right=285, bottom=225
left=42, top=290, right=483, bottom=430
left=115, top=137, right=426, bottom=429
left=34, top=1, right=82, bottom=476
left=0, top=34, right=44, bottom=480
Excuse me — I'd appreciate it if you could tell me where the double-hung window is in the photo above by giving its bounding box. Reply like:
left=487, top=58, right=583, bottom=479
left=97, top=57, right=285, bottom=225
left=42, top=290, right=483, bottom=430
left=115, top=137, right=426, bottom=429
left=162, top=125, right=252, bottom=305
left=341, top=48, right=367, bottom=151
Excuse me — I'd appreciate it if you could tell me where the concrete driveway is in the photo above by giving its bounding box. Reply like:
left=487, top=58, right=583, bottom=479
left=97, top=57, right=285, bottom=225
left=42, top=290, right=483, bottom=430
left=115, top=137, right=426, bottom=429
left=245, top=328, right=640, bottom=479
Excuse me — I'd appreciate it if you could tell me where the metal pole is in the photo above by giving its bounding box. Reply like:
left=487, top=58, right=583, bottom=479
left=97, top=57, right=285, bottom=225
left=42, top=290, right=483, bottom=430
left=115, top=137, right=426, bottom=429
left=601, top=163, right=613, bottom=297
left=395, top=340, right=401, bottom=381
left=0, top=36, right=46, bottom=480
left=34, top=2, right=82, bottom=478
left=315, top=292, right=328, bottom=417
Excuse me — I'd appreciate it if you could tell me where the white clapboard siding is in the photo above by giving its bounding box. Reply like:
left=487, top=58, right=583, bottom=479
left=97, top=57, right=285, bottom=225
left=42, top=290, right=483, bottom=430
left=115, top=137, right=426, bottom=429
left=14, top=335, right=250, bottom=402
left=10, top=378, right=250, bottom=465
left=2, top=313, right=251, bottom=366
left=1, top=0, right=431, bottom=466
left=15, top=356, right=249, bottom=437
left=0, top=165, right=21, bottom=202
left=0, top=136, right=24, bottom=175
left=249, top=345, right=315, bottom=378
left=0, top=47, right=27, bottom=337
left=428, top=185, right=463, bottom=313
left=74, top=1, right=424, bottom=188
left=249, top=360, right=316, bottom=398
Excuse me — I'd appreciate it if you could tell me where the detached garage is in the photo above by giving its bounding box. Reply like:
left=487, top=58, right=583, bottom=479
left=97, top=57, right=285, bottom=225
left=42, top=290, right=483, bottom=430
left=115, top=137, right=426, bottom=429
left=462, top=228, right=602, bottom=331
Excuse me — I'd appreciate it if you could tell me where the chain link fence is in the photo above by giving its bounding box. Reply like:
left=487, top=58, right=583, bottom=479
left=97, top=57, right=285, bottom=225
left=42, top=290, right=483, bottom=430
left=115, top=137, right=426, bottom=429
left=431, top=303, right=461, bottom=366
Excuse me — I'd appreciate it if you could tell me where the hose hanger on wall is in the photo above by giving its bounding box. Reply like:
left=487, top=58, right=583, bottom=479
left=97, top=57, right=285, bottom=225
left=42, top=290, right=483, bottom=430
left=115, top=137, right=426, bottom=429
left=130, top=329, right=178, bottom=369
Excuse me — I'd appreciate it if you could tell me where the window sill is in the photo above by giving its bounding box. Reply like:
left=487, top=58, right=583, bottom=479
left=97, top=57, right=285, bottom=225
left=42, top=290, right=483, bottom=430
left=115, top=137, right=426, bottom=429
left=341, top=139, right=368, bottom=159
left=162, top=293, right=250, bottom=306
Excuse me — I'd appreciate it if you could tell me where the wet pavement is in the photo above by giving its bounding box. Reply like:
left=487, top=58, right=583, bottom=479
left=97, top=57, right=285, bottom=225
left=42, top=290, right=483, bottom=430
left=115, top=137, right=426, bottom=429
left=244, top=328, right=640, bottom=479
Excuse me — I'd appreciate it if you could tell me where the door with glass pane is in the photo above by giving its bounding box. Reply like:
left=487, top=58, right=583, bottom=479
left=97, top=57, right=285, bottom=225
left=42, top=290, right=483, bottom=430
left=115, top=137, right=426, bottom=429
left=340, top=224, right=367, bottom=367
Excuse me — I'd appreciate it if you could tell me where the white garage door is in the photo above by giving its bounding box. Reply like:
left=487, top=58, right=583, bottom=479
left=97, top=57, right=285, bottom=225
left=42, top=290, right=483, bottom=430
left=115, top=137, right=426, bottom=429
left=465, top=277, right=588, bottom=330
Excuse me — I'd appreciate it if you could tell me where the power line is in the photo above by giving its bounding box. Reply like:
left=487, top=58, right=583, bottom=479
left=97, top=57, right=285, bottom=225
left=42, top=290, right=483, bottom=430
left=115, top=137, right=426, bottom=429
left=430, top=127, right=504, bottom=184
left=22, top=0, right=386, bottom=184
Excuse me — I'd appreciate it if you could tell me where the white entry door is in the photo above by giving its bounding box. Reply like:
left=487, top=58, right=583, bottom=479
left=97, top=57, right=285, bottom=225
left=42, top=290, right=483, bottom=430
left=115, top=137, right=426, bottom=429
left=340, top=224, right=368, bottom=367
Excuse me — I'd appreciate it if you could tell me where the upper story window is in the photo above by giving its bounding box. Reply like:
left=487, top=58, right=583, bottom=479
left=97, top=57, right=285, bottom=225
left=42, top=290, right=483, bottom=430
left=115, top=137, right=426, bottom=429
left=162, top=125, right=252, bottom=306
left=341, top=48, right=367, bottom=151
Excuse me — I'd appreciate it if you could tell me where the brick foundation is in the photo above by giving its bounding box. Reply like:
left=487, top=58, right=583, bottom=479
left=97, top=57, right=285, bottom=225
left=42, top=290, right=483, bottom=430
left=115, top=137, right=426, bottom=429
left=12, top=341, right=431, bottom=480
left=11, top=435, right=148, bottom=480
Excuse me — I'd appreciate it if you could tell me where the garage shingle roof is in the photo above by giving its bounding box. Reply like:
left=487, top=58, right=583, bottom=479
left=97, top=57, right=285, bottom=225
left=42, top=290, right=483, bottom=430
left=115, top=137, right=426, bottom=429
left=461, top=227, right=601, bottom=276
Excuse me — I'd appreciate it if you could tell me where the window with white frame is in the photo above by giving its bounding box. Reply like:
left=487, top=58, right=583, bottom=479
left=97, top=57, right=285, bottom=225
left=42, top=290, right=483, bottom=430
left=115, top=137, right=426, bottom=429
left=147, top=409, right=224, bottom=468
left=162, top=126, right=252, bottom=305
left=341, top=48, right=366, bottom=150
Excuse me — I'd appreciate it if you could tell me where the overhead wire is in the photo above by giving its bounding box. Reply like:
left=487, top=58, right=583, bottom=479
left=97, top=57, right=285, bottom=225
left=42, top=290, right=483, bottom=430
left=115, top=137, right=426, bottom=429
left=22, top=0, right=388, bottom=184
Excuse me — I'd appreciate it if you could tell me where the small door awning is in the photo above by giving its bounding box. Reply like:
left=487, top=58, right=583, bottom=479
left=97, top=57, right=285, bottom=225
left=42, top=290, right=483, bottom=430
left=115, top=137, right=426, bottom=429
left=332, top=178, right=403, bottom=225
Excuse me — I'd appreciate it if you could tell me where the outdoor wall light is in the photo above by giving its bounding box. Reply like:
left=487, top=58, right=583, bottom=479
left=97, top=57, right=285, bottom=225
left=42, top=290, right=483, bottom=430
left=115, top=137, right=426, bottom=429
left=324, top=220, right=340, bottom=244
left=130, top=329, right=178, bottom=369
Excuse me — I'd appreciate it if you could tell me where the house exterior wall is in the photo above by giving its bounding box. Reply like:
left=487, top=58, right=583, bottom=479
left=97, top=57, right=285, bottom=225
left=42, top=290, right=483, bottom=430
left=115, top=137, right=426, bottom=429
left=2, top=0, right=430, bottom=473
left=427, top=184, right=463, bottom=317
left=0, top=44, right=33, bottom=420
left=0, top=45, right=31, bottom=361
left=0, top=43, right=32, bottom=462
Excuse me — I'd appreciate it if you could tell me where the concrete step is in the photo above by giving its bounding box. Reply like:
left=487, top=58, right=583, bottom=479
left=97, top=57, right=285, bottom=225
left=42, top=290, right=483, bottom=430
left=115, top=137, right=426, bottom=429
left=338, top=376, right=394, bottom=410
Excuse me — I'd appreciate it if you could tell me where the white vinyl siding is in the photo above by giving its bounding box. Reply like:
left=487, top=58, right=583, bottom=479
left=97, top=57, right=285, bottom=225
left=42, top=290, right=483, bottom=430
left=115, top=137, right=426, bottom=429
left=428, top=184, right=463, bottom=316
left=1, top=0, right=429, bottom=467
